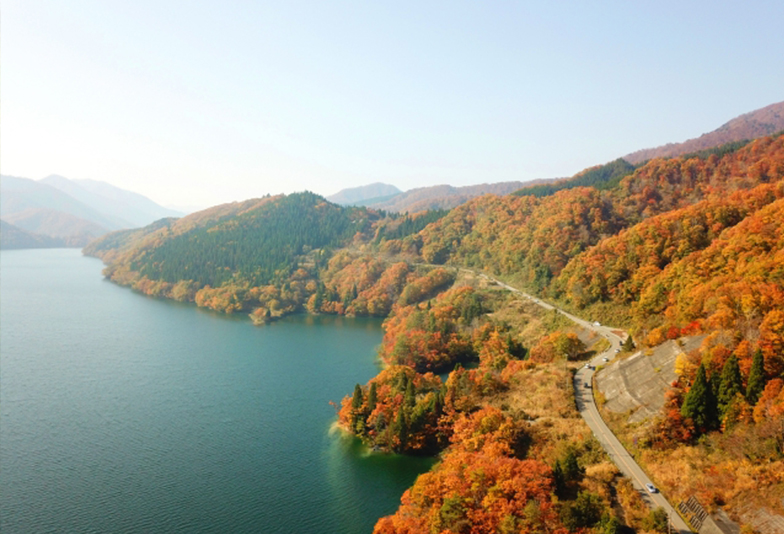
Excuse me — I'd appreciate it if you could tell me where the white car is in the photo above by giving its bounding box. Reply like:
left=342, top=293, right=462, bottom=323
left=602, top=357, right=609, bottom=362
left=645, top=483, right=658, bottom=493
left=593, top=321, right=601, bottom=327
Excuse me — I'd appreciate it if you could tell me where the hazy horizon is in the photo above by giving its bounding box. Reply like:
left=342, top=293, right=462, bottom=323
left=3, top=1, right=784, bottom=208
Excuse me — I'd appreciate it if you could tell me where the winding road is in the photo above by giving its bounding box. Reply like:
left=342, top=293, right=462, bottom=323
left=475, top=272, right=694, bottom=534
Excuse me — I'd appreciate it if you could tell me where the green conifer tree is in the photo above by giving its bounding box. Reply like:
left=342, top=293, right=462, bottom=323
left=553, top=460, right=566, bottom=498
left=367, top=382, right=378, bottom=412
left=351, top=384, right=364, bottom=411
left=404, top=380, right=416, bottom=410
left=746, top=349, right=767, bottom=405
left=350, top=383, right=365, bottom=432
left=313, top=282, right=324, bottom=311
left=718, top=355, right=743, bottom=416
left=681, top=364, right=719, bottom=432
left=427, top=311, right=437, bottom=333
left=563, top=450, right=583, bottom=482
left=393, top=409, right=408, bottom=450
left=342, top=289, right=353, bottom=310
left=622, top=335, right=635, bottom=352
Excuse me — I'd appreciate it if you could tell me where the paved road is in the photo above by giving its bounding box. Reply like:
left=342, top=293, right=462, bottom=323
left=475, top=272, right=693, bottom=534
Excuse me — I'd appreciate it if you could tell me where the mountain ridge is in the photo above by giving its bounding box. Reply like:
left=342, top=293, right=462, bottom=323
left=0, top=174, right=183, bottom=249
left=624, top=100, right=784, bottom=164
left=364, top=179, right=556, bottom=212
left=0, top=220, right=66, bottom=249
left=41, top=175, right=184, bottom=227
left=327, top=182, right=402, bottom=206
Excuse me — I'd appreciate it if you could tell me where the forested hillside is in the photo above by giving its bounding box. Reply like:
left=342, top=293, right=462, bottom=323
left=513, top=158, right=636, bottom=198
left=372, top=133, right=784, bottom=532
left=415, top=135, right=784, bottom=341
left=87, top=132, right=784, bottom=534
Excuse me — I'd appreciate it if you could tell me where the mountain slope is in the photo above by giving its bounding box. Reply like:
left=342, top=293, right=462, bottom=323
left=1, top=174, right=184, bottom=248
left=86, top=192, right=380, bottom=290
left=1, top=175, right=125, bottom=231
left=514, top=159, right=636, bottom=198
left=41, top=175, right=183, bottom=227
left=0, top=220, right=65, bottom=249
left=624, top=100, right=784, bottom=164
left=327, top=182, right=402, bottom=206
left=2, top=208, right=109, bottom=246
left=365, top=180, right=555, bottom=213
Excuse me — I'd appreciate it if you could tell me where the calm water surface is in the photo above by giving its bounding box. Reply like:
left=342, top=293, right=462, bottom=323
left=0, top=249, right=432, bottom=533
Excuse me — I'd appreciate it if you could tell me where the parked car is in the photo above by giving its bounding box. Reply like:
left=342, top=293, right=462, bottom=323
left=645, top=483, right=658, bottom=493
left=602, top=357, right=609, bottom=362
left=584, top=382, right=591, bottom=389
left=593, top=321, right=601, bottom=326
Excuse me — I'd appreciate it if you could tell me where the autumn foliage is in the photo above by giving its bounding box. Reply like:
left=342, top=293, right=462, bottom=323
left=86, top=132, right=784, bottom=533
left=373, top=407, right=567, bottom=534
left=337, top=366, right=447, bottom=455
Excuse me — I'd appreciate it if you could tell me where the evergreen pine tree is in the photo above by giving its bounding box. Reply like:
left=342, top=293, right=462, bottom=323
left=393, top=409, right=408, bottom=450
left=351, top=384, right=364, bottom=411
left=367, top=382, right=378, bottom=412
left=746, top=349, right=767, bottom=406
left=553, top=460, right=566, bottom=498
left=563, top=450, right=583, bottom=482
left=711, top=371, right=721, bottom=402
left=342, top=289, right=353, bottom=310
left=427, top=311, right=437, bottom=333
left=398, top=371, right=409, bottom=394
left=718, top=355, right=743, bottom=416
left=404, top=380, right=416, bottom=409
left=681, top=364, right=719, bottom=432
left=313, top=282, right=324, bottom=311
left=622, top=335, right=635, bottom=352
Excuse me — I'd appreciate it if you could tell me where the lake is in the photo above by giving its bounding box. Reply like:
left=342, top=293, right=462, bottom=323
left=0, top=248, right=432, bottom=533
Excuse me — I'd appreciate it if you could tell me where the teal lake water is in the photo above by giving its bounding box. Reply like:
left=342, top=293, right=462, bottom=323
left=0, top=249, right=432, bottom=533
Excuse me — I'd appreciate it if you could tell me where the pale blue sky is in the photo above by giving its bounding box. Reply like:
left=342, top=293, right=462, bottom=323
left=3, top=1, right=783, bottom=208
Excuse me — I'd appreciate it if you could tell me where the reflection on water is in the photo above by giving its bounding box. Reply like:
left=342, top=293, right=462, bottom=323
left=325, top=422, right=436, bottom=533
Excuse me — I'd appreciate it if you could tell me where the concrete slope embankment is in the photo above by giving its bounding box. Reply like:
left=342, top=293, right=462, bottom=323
left=597, top=336, right=704, bottom=423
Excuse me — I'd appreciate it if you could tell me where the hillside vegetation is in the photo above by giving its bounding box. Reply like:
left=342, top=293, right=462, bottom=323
left=86, top=132, right=784, bottom=533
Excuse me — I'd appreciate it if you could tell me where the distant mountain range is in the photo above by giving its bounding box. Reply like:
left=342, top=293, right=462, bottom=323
left=328, top=179, right=556, bottom=213
left=325, top=102, right=784, bottom=214
left=0, top=175, right=183, bottom=249
left=0, top=220, right=66, bottom=249
left=623, top=100, right=784, bottom=164
left=7, top=101, right=783, bottom=249
left=326, top=183, right=402, bottom=206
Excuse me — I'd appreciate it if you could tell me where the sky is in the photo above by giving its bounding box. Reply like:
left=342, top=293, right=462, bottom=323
left=2, top=1, right=784, bottom=209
